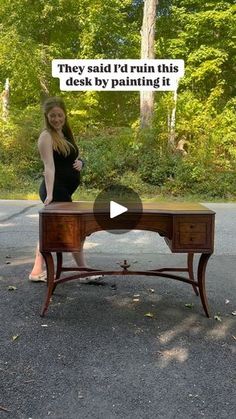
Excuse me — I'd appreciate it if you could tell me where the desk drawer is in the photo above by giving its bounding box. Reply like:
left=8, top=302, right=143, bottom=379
left=178, top=222, right=206, bottom=233
left=40, top=215, right=80, bottom=251
left=172, top=215, right=214, bottom=252
left=178, top=231, right=206, bottom=246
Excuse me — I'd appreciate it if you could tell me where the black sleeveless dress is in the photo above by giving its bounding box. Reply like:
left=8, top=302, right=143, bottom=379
left=39, top=139, right=81, bottom=203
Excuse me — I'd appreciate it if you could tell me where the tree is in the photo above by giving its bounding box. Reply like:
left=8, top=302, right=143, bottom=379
left=154, top=0, right=236, bottom=148
left=140, top=0, right=158, bottom=127
left=0, top=0, right=142, bottom=122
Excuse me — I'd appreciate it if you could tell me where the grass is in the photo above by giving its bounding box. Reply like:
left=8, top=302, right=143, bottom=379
left=0, top=183, right=235, bottom=203
left=0, top=171, right=235, bottom=202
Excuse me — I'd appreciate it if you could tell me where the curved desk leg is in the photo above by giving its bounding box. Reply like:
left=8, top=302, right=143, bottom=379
left=40, top=252, right=55, bottom=317
left=56, top=252, right=63, bottom=279
left=187, top=253, right=199, bottom=296
left=52, top=252, right=63, bottom=295
left=197, top=253, right=212, bottom=318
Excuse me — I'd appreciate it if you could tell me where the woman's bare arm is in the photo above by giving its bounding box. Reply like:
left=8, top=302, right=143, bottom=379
left=38, top=131, right=55, bottom=205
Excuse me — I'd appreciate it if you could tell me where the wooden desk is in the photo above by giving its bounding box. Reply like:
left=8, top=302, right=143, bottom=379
left=39, top=202, right=215, bottom=317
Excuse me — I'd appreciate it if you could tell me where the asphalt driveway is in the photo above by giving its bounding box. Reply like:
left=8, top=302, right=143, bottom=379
left=0, top=201, right=236, bottom=419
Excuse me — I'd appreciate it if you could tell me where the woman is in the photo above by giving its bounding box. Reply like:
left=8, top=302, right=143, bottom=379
left=29, top=97, right=85, bottom=281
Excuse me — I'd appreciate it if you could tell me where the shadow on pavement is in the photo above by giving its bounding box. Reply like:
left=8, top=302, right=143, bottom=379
left=0, top=250, right=236, bottom=418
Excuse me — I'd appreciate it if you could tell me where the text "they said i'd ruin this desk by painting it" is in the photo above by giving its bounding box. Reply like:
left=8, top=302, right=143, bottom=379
left=39, top=202, right=215, bottom=317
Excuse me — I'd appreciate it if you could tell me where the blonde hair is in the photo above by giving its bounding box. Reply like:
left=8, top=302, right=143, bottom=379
left=43, top=97, right=76, bottom=156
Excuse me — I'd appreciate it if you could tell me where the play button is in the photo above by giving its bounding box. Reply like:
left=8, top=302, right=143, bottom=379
left=110, top=201, right=127, bottom=219
left=93, top=184, right=143, bottom=234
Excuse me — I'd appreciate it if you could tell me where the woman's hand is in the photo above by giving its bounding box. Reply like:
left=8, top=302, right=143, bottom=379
left=44, top=196, right=53, bottom=206
left=73, top=158, right=83, bottom=171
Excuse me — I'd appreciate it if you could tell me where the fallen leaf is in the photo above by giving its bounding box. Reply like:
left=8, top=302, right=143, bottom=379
left=231, top=311, right=236, bottom=316
left=0, top=406, right=10, bottom=412
left=185, top=303, right=194, bottom=309
left=41, top=324, right=48, bottom=327
left=8, top=286, right=17, bottom=291
left=232, top=336, right=236, bottom=340
left=214, top=314, right=222, bottom=322
left=12, top=334, right=20, bottom=341
left=225, top=299, right=230, bottom=304
left=144, top=312, right=154, bottom=318
left=133, top=294, right=140, bottom=298
left=133, top=298, right=140, bottom=302
left=148, top=288, right=155, bottom=293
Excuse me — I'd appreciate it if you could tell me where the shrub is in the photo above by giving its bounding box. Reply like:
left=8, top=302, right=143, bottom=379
left=79, top=128, right=138, bottom=188
left=138, top=149, right=180, bottom=186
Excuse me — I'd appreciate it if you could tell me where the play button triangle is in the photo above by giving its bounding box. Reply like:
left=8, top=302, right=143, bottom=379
left=110, top=201, right=128, bottom=219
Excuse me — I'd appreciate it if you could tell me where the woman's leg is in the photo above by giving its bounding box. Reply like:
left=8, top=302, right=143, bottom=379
left=72, top=238, right=103, bottom=282
left=72, top=238, right=88, bottom=267
left=29, top=242, right=45, bottom=276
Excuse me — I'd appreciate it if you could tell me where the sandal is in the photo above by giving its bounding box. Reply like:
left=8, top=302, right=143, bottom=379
left=79, top=275, right=104, bottom=283
left=29, top=271, right=47, bottom=282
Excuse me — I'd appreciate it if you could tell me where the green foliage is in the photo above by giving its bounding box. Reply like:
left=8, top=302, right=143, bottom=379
left=79, top=128, right=138, bottom=187
left=0, top=106, right=42, bottom=185
left=0, top=0, right=141, bottom=109
left=156, top=0, right=236, bottom=105
left=164, top=158, right=236, bottom=199
left=138, top=151, right=180, bottom=186
left=0, top=0, right=235, bottom=199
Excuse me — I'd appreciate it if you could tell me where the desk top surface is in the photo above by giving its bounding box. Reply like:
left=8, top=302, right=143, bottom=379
left=39, top=201, right=215, bottom=215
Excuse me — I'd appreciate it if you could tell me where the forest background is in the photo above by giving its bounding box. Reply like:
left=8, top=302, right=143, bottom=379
left=0, top=0, right=235, bottom=201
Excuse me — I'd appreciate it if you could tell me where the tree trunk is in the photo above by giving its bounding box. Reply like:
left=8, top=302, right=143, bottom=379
left=140, top=0, right=158, bottom=128
left=39, top=48, right=50, bottom=102
left=1, top=78, right=10, bottom=121
left=168, top=87, right=178, bottom=147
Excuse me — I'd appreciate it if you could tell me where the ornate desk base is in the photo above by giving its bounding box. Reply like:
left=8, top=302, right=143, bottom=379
left=39, top=202, right=215, bottom=317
